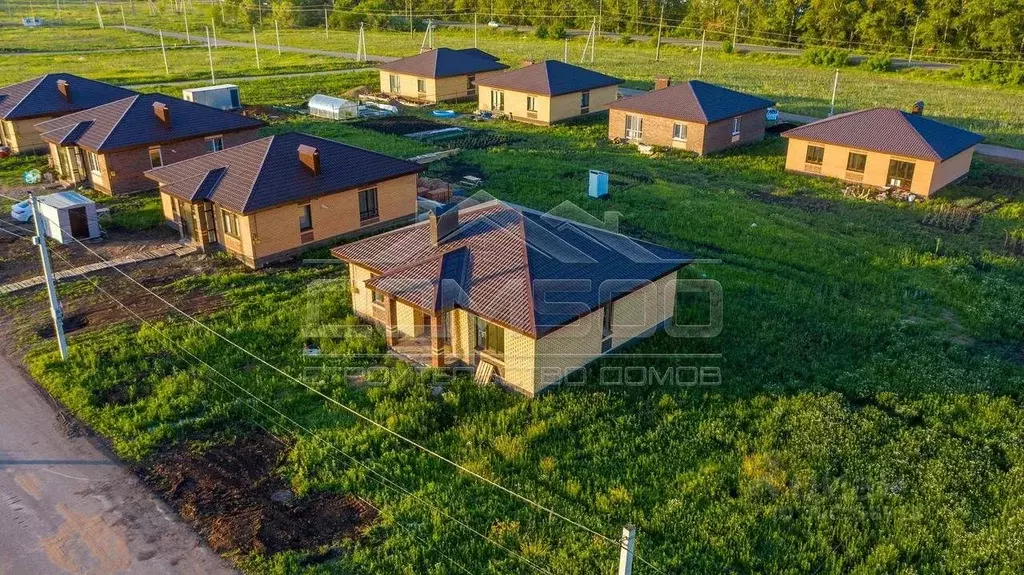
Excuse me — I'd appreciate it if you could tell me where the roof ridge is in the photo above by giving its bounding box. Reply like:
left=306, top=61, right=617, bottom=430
left=685, top=80, right=709, bottom=123
left=893, top=109, right=943, bottom=160
left=5, top=75, right=46, bottom=119
left=516, top=213, right=539, bottom=335
left=95, top=95, right=139, bottom=152
left=240, top=135, right=277, bottom=213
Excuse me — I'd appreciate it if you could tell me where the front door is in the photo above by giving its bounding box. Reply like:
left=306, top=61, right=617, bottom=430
left=179, top=201, right=196, bottom=242
left=68, top=206, right=89, bottom=238
left=490, top=90, right=504, bottom=111
left=887, top=159, right=915, bottom=190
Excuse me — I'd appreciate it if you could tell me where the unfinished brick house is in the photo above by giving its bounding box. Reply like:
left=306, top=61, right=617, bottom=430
left=475, top=60, right=623, bottom=125
left=782, top=107, right=983, bottom=196
left=332, top=199, right=690, bottom=396
left=607, top=78, right=774, bottom=155
left=35, top=93, right=264, bottom=195
left=378, top=47, right=508, bottom=103
left=146, top=132, right=423, bottom=268
left=0, top=73, right=135, bottom=154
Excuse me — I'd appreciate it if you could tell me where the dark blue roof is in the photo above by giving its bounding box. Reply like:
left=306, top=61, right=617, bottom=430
left=0, top=73, right=136, bottom=120
left=476, top=60, right=623, bottom=96
left=609, top=80, right=774, bottom=123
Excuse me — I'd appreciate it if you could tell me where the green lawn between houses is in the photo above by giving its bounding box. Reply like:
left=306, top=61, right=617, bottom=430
left=4, top=84, right=1022, bottom=573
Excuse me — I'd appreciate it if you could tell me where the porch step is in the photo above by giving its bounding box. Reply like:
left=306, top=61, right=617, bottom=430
left=474, top=361, right=496, bottom=385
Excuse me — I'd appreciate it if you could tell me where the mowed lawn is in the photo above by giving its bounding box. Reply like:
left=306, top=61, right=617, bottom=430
left=9, top=92, right=1024, bottom=575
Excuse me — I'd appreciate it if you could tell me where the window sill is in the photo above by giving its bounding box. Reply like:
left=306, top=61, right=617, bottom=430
left=360, top=216, right=380, bottom=226
left=476, top=348, right=504, bottom=365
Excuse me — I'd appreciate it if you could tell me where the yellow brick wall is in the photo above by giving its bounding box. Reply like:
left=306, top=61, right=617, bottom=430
left=449, top=308, right=472, bottom=362
left=5, top=117, right=51, bottom=153
left=784, top=138, right=944, bottom=197
left=395, top=301, right=417, bottom=338
left=610, top=273, right=678, bottom=348
left=349, top=264, right=377, bottom=319
left=477, top=83, right=618, bottom=125
left=929, top=147, right=975, bottom=194
left=534, top=309, right=604, bottom=393
left=502, top=329, right=537, bottom=395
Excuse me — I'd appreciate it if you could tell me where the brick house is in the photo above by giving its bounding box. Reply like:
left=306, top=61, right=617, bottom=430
left=0, top=73, right=135, bottom=154
left=332, top=198, right=690, bottom=396
left=35, top=93, right=264, bottom=195
left=474, top=60, right=623, bottom=125
left=145, top=132, right=423, bottom=268
left=782, top=108, right=983, bottom=196
left=378, top=47, right=508, bottom=103
left=607, top=78, right=774, bottom=155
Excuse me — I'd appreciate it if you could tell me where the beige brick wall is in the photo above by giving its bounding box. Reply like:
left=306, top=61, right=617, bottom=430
left=929, top=147, right=975, bottom=194
left=784, top=138, right=944, bottom=196
left=477, top=84, right=618, bottom=125
left=449, top=308, right=472, bottom=363
left=381, top=70, right=504, bottom=102
left=4, top=117, right=52, bottom=153
left=502, top=329, right=537, bottom=396
left=79, top=128, right=260, bottom=196
left=395, top=301, right=417, bottom=337
left=349, top=264, right=377, bottom=319
left=608, top=108, right=765, bottom=155
left=534, top=308, right=604, bottom=393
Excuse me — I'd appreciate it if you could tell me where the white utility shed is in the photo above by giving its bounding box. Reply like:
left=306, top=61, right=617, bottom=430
left=37, top=191, right=100, bottom=245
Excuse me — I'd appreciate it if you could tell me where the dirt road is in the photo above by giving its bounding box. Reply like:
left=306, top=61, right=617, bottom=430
left=0, top=354, right=235, bottom=575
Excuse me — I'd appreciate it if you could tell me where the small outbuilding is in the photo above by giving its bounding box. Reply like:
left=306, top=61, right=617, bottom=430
left=37, top=191, right=100, bottom=244
left=308, top=94, right=359, bottom=120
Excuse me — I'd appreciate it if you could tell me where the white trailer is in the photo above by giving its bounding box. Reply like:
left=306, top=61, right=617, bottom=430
left=182, top=84, right=242, bottom=111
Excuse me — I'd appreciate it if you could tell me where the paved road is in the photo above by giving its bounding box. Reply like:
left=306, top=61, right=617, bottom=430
left=124, top=66, right=375, bottom=88
left=0, top=354, right=235, bottom=575
left=124, top=25, right=398, bottom=63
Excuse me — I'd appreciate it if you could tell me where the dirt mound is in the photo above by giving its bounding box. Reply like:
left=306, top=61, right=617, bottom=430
left=140, top=433, right=376, bottom=555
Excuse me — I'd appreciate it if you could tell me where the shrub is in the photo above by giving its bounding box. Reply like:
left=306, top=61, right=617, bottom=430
left=721, top=39, right=734, bottom=54
left=534, top=24, right=549, bottom=39
left=953, top=61, right=1024, bottom=86
left=550, top=22, right=567, bottom=39
left=863, top=53, right=895, bottom=72
left=803, top=47, right=850, bottom=67
left=619, top=34, right=634, bottom=46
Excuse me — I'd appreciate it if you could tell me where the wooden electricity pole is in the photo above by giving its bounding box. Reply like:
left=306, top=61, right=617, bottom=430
left=29, top=193, right=68, bottom=361
left=617, top=525, right=635, bottom=575
left=655, top=0, right=665, bottom=62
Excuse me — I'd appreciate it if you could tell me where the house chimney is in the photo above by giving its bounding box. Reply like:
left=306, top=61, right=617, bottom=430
left=911, top=100, right=925, bottom=115
left=298, top=144, right=320, bottom=176
left=153, top=101, right=170, bottom=125
left=56, top=79, right=71, bottom=102
left=428, top=205, right=459, bottom=247
left=654, top=75, right=671, bottom=90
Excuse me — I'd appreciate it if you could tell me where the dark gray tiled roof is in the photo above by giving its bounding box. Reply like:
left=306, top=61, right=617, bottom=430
left=782, top=107, right=983, bottom=161
left=333, top=200, right=690, bottom=336
left=145, top=132, right=424, bottom=214
left=0, top=73, right=136, bottom=120
left=608, top=80, right=774, bottom=123
left=379, top=47, right=508, bottom=78
left=35, top=94, right=264, bottom=152
left=475, top=60, right=623, bottom=96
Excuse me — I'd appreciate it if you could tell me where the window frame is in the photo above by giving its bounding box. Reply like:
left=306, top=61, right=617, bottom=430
left=148, top=146, right=163, bottom=168
left=624, top=114, right=643, bottom=140
left=474, top=316, right=505, bottom=356
left=220, top=208, right=239, bottom=238
left=416, top=78, right=427, bottom=94
left=206, top=135, right=225, bottom=153
left=732, top=116, right=742, bottom=135
left=490, top=89, right=505, bottom=111
left=805, top=145, right=825, bottom=165
left=672, top=122, right=687, bottom=141
left=358, top=187, right=379, bottom=222
left=371, top=289, right=385, bottom=306
left=602, top=302, right=614, bottom=338
left=846, top=152, right=867, bottom=173
left=298, top=203, right=313, bottom=232
left=87, top=150, right=101, bottom=174
left=580, top=90, right=591, bottom=108
left=526, top=96, right=537, bottom=112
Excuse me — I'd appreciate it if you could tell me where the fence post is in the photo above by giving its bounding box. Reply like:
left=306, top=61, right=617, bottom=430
left=253, top=26, right=261, bottom=69
left=617, top=525, right=635, bottom=575
left=159, top=29, right=169, bottom=74
left=95, top=2, right=104, bottom=28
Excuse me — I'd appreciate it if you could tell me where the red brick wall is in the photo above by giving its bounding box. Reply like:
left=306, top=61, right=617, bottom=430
left=608, top=108, right=766, bottom=155
left=94, top=128, right=260, bottom=195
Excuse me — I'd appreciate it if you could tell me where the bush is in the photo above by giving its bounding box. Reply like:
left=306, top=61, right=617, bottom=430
left=550, top=22, right=567, bottom=40
left=619, top=34, right=634, bottom=46
left=721, top=39, right=734, bottom=54
left=803, top=47, right=850, bottom=67
left=863, top=53, right=895, bottom=72
left=534, top=24, right=549, bottom=39
left=953, top=61, right=1024, bottom=86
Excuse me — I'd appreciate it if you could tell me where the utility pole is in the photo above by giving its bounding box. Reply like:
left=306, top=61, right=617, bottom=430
left=211, top=18, right=218, bottom=49
left=698, top=30, right=706, bottom=76
left=29, top=194, right=68, bottom=361
left=252, top=26, right=261, bottom=69
left=617, top=525, right=636, bottom=575
left=408, top=0, right=412, bottom=35
left=324, top=7, right=329, bottom=38
left=474, top=13, right=478, bottom=48
left=94, top=2, right=103, bottom=28
left=732, top=4, right=739, bottom=47
left=120, top=5, right=126, bottom=31
left=206, top=27, right=215, bottom=83
left=275, top=20, right=281, bottom=54
left=563, top=37, right=568, bottom=62
left=829, top=69, right=839, bottom=116
left=356, top=22, right=366, bottom=62
left=160, top=29, right=169, bottom=74
left=908, top=14, right=920, bottom=63
left=655, top=0, right=665, bottom=62
left=184, top=10, right=190, bottom=43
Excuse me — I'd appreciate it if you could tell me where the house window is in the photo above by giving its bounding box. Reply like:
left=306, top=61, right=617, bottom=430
left=371, top=289, right=384, bottom=305
left=847, top=152, right=867, bottom=173
left=887, top=159, right=916, bottom=189
left=221, top=208, right=239, bottom=238
left=732, top=116, right=742, bottom=135
left=580, top=91, right=590, bottom=108
left=490, top=90, right=505, bottom=111
left=602, top=302, right=614, bottom=337
left=467, top=74, right=476, bottom=94
left=417, top=78, right=426, bottom=94
left=805, top=145, right=825, bottom=165
left=358, top=188, right=378, bottom=221
left=624, top=114, right=643, bottom=140
left=148, top=146, right=163, bottom=168
left=672, top=123, right=687, bottom=141
left=299, top=203, right=313, bottom=231
left=526, top=96, right=537, bottom=112
left=475, top=316, right=504, bottom=356
left=87, top=151, right=101, bottom=174
left=206, top=136, right=224, bottom=152
left=389, top=74, right=400, bottom=92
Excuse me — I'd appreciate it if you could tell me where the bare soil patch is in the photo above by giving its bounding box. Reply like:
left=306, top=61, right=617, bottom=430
left=749, top=189, right=835, bottom=213
left=355, top=115, right=446, bottom=136
left=139, top=433, right=376, bottom=554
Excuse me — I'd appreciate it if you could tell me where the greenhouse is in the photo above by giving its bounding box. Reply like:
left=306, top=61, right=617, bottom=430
left=308, top=94, right=358, bottom=120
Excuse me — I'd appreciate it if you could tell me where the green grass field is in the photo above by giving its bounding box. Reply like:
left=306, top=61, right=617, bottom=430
left=3, top=14, right=1024, bottom=575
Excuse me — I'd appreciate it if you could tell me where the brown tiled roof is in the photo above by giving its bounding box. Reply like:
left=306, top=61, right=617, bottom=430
left=333, top=200, right=690, bottom=337
left=378, top=47, right=508, bottom=78
left=0, top=73, right=135, bottom=120
left=145, top=132, right=424, bottom=214
left=781, top=107, right=983, bottom=161
left=35, top=93, right=264, bottom=152
left=474, top=60, right=623, bottom=96
left=608, top=80, right=774, bottom=123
